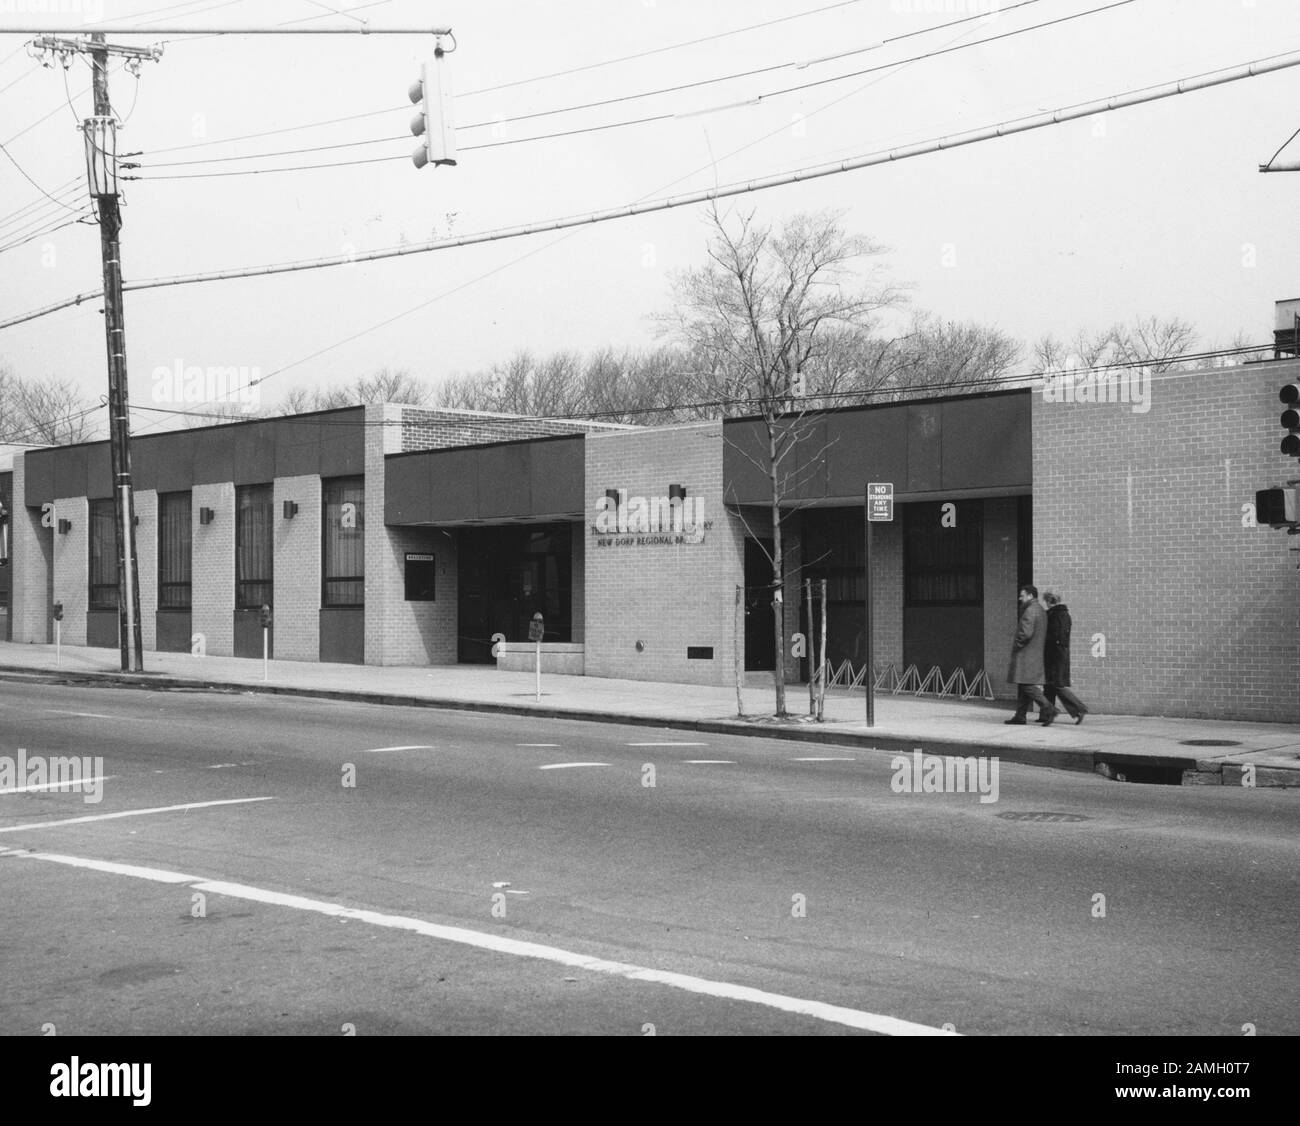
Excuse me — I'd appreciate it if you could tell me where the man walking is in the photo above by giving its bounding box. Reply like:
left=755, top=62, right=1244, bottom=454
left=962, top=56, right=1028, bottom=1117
left=1005, top=585, right=1058, bottom=726
left=1043, top=591, right=1089, bottom=724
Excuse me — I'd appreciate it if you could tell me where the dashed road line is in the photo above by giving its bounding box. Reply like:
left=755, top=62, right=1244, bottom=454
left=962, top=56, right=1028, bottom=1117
left=0, top=845, right=956, bottom=1036
left=0, top=796, right=275, bottom=833
left=792, top=757, right=857, bottom=762
left=516, top=743, right=560, bottom=747
left=362, top=745, right=435, bottom=754
left=683, top=760, right=737, bottom=765
left=538, top=762, right=609, bottom=770
left=627, top=742, right=708, bottom=747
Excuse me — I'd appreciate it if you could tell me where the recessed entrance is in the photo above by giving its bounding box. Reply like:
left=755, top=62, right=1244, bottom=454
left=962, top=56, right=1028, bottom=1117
left=457, top=524, right=572, bottom=663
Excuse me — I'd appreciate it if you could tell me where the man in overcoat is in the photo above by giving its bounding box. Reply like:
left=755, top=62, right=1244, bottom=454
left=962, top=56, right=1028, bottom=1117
left=1005, top=585, right=1058, bottom=726
left=1042, top=591, right=1089, bottom=724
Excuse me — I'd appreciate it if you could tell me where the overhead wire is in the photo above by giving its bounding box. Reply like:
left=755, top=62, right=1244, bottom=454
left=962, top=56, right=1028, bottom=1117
left=128, top=0, right=1123, bottom=179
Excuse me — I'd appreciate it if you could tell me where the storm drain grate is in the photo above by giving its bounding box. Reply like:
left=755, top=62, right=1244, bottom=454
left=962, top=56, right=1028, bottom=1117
left=1178, top=739, right=1242, bottom=747
left=995, top=811, right=1092, bottom=823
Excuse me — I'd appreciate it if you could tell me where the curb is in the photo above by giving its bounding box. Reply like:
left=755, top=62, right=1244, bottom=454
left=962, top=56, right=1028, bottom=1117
left=0, top=664, right=1283, bottom=785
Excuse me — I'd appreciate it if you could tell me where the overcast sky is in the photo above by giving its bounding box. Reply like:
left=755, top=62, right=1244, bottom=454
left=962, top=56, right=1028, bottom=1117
left=1, top=0, right=1298, bottom=434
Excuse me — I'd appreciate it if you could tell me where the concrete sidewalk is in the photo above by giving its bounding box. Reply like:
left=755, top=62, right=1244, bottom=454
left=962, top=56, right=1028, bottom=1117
left=0, top=641, right=1297, bottom=786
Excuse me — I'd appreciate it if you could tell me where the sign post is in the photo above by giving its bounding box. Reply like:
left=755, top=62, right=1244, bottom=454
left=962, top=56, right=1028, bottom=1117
left=528, top=612, right=545, bottom=702
left=864, top=483, right=894, bottom=727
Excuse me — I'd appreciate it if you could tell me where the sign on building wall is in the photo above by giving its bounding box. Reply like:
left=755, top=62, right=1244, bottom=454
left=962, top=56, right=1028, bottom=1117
left=590, top=487, right=712, bottom=547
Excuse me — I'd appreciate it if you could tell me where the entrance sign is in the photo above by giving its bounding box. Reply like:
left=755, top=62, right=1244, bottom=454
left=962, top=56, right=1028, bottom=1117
left=867, top=482, right=894, bottom=522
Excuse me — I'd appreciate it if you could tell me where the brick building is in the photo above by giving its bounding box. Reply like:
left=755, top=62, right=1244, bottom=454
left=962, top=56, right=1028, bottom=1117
left=1, top=362, right=1296, bottom=723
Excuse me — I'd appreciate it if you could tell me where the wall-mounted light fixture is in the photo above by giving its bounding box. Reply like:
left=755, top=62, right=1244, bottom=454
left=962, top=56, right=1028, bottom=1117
left=283, top=500, right=298, bottom=520
left=605, top=488, right=620, bottom=505
left=668, top=484, right=686, bottom=501
left=199, top=507, right=215, bottom=526
left=57, top=518, right=72, bottom=534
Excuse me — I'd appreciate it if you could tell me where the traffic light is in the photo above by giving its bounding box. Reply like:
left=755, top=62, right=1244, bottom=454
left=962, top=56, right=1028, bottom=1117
left=409, top=45, right=456, bottom=169
left=1256, top=487, right=1299, bottom=528
left=1281, top=382, right=1300, bottom=456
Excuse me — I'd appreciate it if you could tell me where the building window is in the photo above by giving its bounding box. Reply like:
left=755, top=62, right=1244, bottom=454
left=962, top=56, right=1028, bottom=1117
left=322, top=476, right=364, bottom=607
left=236, top=484, right=274, bottom=609
left=157, top=491, right=192, bottom=611
left=904, top=501, right=983, bottom=606
left=88, top=498, right=118, bottom=610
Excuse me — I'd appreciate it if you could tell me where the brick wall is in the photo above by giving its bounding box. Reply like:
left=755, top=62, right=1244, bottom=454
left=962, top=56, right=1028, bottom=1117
left=365, top=403, right=458, bottom=665
left=191, top=482, right=235, bottom=656
left=134, top=489, right=158, bottom=651
left=10, top=454, right=51, bottom=644
left=51, top=496, right=88, bottom=646
left=982, top=496, right=1020, bottom=698
left=273, top=475, right=320, bottom=662
left=399, top=407, right=630, bottom=453
left=584, top=422, right=745, bottom=686
left=1032, top=358, right=1300, bottom=722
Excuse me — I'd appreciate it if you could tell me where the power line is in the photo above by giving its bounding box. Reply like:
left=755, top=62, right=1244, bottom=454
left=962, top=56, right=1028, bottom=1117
left=0, top=141, right=84, bottom=215
left=28, top=45, right=1300, bottom=330
left=128, top=0, right=1120, bottom=178
left=129, top=0, right=1041, bottom=162
left=0, top=211, right=92, bottom=256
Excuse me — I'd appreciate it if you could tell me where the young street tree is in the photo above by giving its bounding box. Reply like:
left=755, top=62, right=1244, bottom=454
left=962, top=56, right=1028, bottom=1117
left=663, top=205, right=904, bottom=716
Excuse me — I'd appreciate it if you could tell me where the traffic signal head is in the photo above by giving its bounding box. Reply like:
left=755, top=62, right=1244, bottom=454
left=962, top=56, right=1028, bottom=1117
left=1282, top=383, right=1300, bottom=456
left=1256, top=487, right=1299, bottom=527
left=409, top=47, right=457, bottom=170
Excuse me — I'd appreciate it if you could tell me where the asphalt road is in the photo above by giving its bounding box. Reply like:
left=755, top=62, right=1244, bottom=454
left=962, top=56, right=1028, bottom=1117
left=1, top=675, right=1296, bottom=1036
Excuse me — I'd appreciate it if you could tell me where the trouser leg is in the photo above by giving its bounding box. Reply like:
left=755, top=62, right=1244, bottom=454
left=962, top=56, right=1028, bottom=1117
left=1056, top=686, right=1087, bottom=717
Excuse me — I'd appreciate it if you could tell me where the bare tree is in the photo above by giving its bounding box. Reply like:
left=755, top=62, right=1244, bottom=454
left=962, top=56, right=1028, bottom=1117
left=278, top=367, right=432, bottom=413
left=663, top=204, right=904, bottom=716
left=1033, top=315, right=1199, bottom=375
left=0, top=365, right=97, bottom=444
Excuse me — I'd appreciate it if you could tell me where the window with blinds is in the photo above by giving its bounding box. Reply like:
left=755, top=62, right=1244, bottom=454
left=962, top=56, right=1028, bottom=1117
left=157, top=491, right=192, bottom=611
left=322, top=476, right=364, bottom=607
left=236, top=484, right=273, bottom=610
left=88, top=498, right=118, bottom=609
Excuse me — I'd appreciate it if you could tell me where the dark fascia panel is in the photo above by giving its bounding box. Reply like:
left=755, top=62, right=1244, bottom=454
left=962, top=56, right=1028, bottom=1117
left=384, top=435, right=585, bottom=525
left=85, top=443, right=112, bottom=500
left=22, top=448, right=55, bottom=506
left=940, top=393, right=1031, bottom=490
left=190, top=427, right=236, bottom=486
left=725, top=390, right=1031, bottom=503
left=529, top=436, right=584, bottom=517
left=53, top=445, right=88, bottom=500
left=22, top=406, right=364, bottom=503
left=384, top=451, right=433, bottom=524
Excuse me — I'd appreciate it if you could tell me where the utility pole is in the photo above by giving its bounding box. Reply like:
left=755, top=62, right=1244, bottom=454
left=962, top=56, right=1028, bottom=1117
left=32, top=33, right=160, bottom=670
left=90, top=34, right=145, bottom=673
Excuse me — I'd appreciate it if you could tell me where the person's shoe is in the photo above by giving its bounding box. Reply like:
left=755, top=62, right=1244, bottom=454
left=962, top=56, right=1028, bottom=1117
left=1074, top=713, right=1085, bottom=725
left=1038, top=706, right=1059, bottom=727
left=1004, top=716, right=1027, bottom=725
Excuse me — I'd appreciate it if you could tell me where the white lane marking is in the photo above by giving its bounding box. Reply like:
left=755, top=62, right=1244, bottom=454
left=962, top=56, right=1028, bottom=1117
left=0, top=796, right=275, bottom=834
left=516, top=743, right=559, bottom=747
left=41, top=710, right=115, bottom=719
left=538, top=762, right=609, bottom=770
left=363, top=745, right=435, bottom=754
left=1, top=776, right=116, bottom=796
left=792, top=757, right=857, bottom=762
left=683, top=760, right=737, bottom=765
left=0, top=846, right=955, bottom=1037
left=627, top=742, right=708, bottom=747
